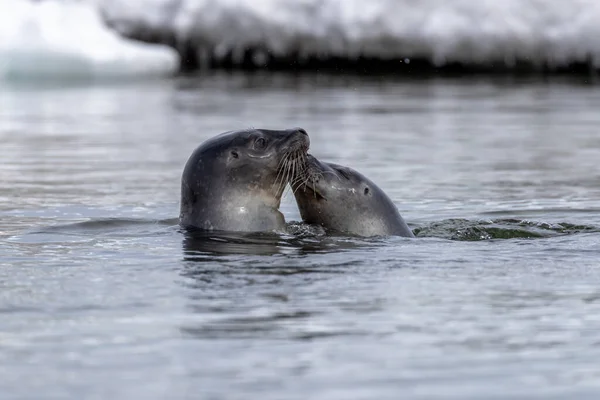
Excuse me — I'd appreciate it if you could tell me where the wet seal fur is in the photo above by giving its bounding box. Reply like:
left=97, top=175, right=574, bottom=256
left=292, top=154, right=414, bottom=238
left=179, top=128, right=309, bottom=232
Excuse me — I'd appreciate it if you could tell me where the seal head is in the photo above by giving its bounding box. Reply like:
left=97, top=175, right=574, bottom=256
left=180, top=127, right=309, bottom=232
left=292, top=154, right=414, bottom=238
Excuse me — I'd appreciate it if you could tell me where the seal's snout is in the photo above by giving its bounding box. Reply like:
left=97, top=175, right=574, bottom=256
left=288, top=127, right=310, bottom=151
left=288, top=127, right=308, bottom=138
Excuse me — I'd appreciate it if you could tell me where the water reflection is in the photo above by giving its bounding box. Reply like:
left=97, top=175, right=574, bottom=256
left=181, top=229, right=292, bottom=257
left=180, top=222, right=385, bottom=260
left=178, top=227, right=372, bottom=341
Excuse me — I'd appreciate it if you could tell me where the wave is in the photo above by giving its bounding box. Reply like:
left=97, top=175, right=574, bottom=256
left=413, top=218, right=599, bottom=241
left=8, top=217, right=598, bottom=250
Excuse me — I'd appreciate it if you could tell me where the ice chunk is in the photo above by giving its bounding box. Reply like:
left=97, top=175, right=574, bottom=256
left=0, top=0, right=177, bottom=82
left=99, top=0, right=600, bottom=70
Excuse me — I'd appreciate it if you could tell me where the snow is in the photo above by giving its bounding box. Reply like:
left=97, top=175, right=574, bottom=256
left=0, top=0, right=177, bottom=82
left=3, top=0, right=600, bottom=79
left=100, top=0, right=600, bottom=69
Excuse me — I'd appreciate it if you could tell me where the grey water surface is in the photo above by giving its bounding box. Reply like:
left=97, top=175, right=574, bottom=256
left=1, top=73, right=600, bottom=400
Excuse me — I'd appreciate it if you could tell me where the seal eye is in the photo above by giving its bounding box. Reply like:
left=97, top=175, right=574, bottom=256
left=254, top=137, right=267, bottom=150
left=364, top=187, right=369, bottom=195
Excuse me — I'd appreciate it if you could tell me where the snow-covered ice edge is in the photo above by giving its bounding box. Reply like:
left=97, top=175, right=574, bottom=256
left=99, top=0, right=600, bottom=72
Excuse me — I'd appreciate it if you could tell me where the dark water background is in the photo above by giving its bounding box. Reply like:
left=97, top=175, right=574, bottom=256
left=1, top=73, right=600, bottom=399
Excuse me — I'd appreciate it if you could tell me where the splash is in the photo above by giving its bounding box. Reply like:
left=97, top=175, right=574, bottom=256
left=414, top=219, right=599, bottom=241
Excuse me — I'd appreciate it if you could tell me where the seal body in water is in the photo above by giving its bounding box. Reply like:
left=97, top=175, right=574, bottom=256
left=291, top=154, right=414, bottom=238
left=179, top=128, right=309, bottom=232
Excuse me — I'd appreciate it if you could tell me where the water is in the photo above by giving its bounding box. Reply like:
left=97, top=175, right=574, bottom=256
left=1, top=73, right=600, bottom=399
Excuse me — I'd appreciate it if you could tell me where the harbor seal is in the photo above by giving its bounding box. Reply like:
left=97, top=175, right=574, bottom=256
left=291, top=154, right=414, bottom=238
left=179, top=127, right=309, bottom=232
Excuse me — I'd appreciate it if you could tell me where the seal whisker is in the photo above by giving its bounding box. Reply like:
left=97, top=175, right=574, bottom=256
left=289, top=172, right=306, bottom=195
left=280, top=148, right=310, bottom=198
left=290, top=157, right=297, bottom=193
left=295, top=172, right=313, bottom=196
left=273, top=153, right=294, bottom=197
left=295, top=154, right=307, bottom=191
left=272, top=153, right=290, bottom=190
left=292, top=180, right=306, bottom=195
left=280, top=167, right=290, bottom=199
left=286, top=154, right=299, bottom=196
left=295, top=154, right=313, bottom=194
left=280, top=156, right=294, bottom=199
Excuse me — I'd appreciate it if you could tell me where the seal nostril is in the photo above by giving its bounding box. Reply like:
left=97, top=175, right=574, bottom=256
left=296, top=128, right=308, bottom=136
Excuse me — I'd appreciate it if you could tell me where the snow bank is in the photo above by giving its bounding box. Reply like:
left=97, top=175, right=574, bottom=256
left=99, top=0, right=600, bottom=70
left=0, top=0, right=177, bottom=82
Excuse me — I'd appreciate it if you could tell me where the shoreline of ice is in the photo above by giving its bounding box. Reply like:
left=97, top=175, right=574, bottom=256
left=99, top=0, right=600, bottom=72
left=0, top=0, right=177, bottom=82
left=3, top=0, right=600, bottom=80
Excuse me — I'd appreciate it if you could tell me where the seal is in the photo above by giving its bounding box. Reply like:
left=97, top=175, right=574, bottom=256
left=179, top=127, right=309, bottom=232
left=291, top=154, right=414, bottom=238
